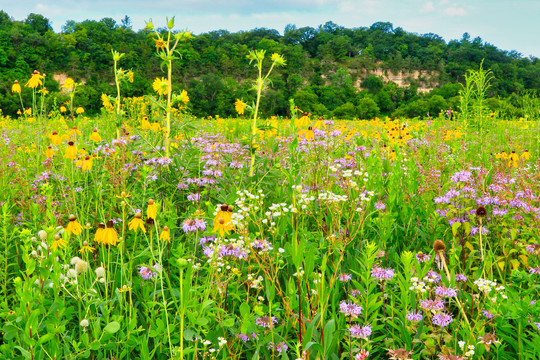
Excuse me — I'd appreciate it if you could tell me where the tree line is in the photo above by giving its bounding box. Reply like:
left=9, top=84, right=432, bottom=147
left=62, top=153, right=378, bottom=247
left=0, top=11, right=539, bottom=119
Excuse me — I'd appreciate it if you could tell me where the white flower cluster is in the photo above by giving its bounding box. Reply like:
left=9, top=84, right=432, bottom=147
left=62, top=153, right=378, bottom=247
left=232, top=189, right=265, bottom=229
left=474, top=278, right=507, bottom=302
left=293, top=267, right=305, bottom=278
left=464, top=345, right=475, bottom=357
left=409, top=277, right=427, bottom=293
left=247, top=273, right=264, bottom=289
left=319, top=191, right=348, bottom=203
left=264, top=202, right=298, bottom=225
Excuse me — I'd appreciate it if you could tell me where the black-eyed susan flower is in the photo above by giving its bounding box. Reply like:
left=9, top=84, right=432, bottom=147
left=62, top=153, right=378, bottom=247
left=295, top=112, right=310, bottom=127
left=147, top=199, right=157, bottom=219
left=65, top=214, right=84, bottom=236
left=128, top=212, right=146, bottom=233
left=160, top=226, right=170, bottom=242
left=76, top=106, right=84, bottom=115
left=103, top=220, right=119, bottom=246
left=94, top=223, right=105, bottom=245
left=60, top=105, right=67, bottom=113
left=521, top=150, right=530, bottom=160
left=50, top=234, right=67, bottom=251
left=65, top=141, right=77, bottom=160
left=25, top=70, right=44, bottom=89
left=11, top=80, right=21, bottom=94
left=90, top=129, right=102, bottom=142
left=213, top=204, right=233, bottom=237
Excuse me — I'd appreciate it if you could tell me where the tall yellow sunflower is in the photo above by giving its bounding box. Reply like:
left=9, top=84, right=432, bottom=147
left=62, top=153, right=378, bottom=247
left=26, top=71, right=45, bottom=89
left=152, top=77, right=169, bottom=96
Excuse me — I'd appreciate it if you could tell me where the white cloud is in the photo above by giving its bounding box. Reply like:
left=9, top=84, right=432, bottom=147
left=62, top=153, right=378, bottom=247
left=422, top=1, right=435, bottom=12
left=444, top=6, right=466, bottom=16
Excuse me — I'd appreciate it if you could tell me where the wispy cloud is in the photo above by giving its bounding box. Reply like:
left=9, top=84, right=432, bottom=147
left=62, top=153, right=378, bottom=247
left=443, top=6, right=467, bottom=16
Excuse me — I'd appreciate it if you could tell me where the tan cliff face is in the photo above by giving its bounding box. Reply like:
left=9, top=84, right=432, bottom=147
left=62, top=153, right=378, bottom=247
left=355, top=68, right=438, bottom=93
left=53, top=73, right=87, bottom=86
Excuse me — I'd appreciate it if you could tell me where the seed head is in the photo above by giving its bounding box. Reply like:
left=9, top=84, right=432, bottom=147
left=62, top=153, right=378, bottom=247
left=476, top=206, right=487, bottom=217
left=433, top=239, right=446, bottom=253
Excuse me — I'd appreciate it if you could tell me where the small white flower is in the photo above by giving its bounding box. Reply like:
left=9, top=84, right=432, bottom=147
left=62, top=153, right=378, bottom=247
left=80, top=319, right=89, bottom=327
left=278, top=248, right=285, bottom=253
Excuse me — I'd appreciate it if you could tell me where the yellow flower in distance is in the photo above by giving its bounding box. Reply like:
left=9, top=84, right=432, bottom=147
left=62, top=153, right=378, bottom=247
left=64, top=141, right=77, bottom=160
left=65, top=214, right=84, bottom=236
left=521, top=150, right=531, bottom=160
left=152, top=77, right=169, bottom=96
left=60, top=105, right=67, bottom=113
left=90, top=129, right=102, bottom=142
left=102, top=220, right=119, bottom=246
left=45, top=146, right=55, bottom=158
left=79, top=241, right=95, bottom=254
left=76, top=106, right=84, bottom=115
left=94, top=223, right=106, bottom=245
left=235, top=99, right=246, bottom=115
left=50, top=131, right=61, bottom=145
left=213, top=204, right=233, bottom=238
left=25, top=70, right=45, bottom=89
left=63, top=78, right=75, bottom=90
left=101, top=94, right=114, bottom=111
left=128, top=213, right=146, bottom=233
left=81, top=156, right=93, bottom=171
left=12, top=80, right=21, bottom=93
left=177, top=90, right=189, bottom=104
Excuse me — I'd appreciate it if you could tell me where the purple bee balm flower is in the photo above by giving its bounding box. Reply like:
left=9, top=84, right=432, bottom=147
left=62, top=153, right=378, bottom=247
left=182, top=219, right=198, bottom=233
left=267, top=341, right=288, bottom=354
left=371, top=267, right=395, bottom=281
left=416, top=253, right=431, bottom=263
left=470, top=226, right=489, bottom=235
left=195, top=219, right=207, bottom=231
left=348, top=324, right=372, bottom=339
left=374, top=201, right=386, bottom=211
left=199, top=236, right=215, bottom=245
left=535, top=323, right=540, bottom=331
left=255, top=316, right=278, bottom=328
left=139, top=264, right=161, bottom=280
left=420, top=299, right=445, bottom=311
left=482, top=310, right=496, bottom=319
left=455, top=273, right=468, bottom=282
left=425, top=270, right=441, bottom=283
left=432, top=312, right=453, bottom=327
left=434, top=286, right=458, bottom=298
left=406, top=311, right=423, bottom=322
left=339, top=301, right=363, bottom=318
left=339, top=273, right=352, bottom=282
left=187, top=193, right=200, bottom=201
left=529, top=267, right=540, bottom=275
left=236, top=333, right=249, bottom=343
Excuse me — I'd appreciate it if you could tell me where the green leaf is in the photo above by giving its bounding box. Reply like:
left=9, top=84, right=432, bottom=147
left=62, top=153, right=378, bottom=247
left=221, top=318, right=235, bottom=327
left=103, top=321, right=120, bottom=334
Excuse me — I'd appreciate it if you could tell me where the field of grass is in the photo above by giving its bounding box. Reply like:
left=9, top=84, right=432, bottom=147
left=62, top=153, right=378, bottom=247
left=0, top=96, right=539, bottom=360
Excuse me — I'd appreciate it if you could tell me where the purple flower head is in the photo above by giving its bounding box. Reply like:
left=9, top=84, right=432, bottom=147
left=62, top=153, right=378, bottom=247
left=374, top=201, right=386, bottom=211
left=416, top=253, right=431, bottom=263
left=435, top=286, right=458, bottom=298
left=420, top=298, right=445, bottom=311
left=267, top=341, right=288, bottom=354
left=432, top=312, right=453, bottom=327
left=236, top=333, right=250, bottom=343
left=187, top=193, right=200, bottom=201
left=339, top=301, right=363, bottom=318
left=406, top=311, right=423, bottom=322
left=139, top=263, right=161, bottom=280
left=371, top=267, right=394, bottom=281
left=182, top=219, right=198, bottom=233
left=482, top=310, right=495, bottom=319
left=529, top=267, right=540, bottom=275
left=339, top=273, right=352, bottom=282
left=348, top=324, right=372, bottom=339
left=455, top=273, right=468, bottom=282
left=450, top=170, right=473, bottom=183
left=255, top=316, right=278, bottom=328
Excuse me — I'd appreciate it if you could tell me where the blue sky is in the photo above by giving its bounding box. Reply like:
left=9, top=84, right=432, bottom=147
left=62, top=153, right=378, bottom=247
left=4, top=0, right=539, bottom=58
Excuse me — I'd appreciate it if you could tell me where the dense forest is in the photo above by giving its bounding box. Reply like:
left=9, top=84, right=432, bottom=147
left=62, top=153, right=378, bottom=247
left=0, top=11, right=539, bottom=119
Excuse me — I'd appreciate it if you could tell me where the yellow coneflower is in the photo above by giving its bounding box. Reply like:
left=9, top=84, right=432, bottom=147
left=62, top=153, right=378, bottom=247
left=12, top=80, right=21, bottom=94
left=128, top=71, right=134, bottom=83
left=116, top=191, right=131, bottom=199
left=25, top=70, right=44, bottom=89
left=295, top=112, right=311, bottom=127
left=38, top=87, right=49, bottom=96
left=69, top=126, right=82, bottom=137
left=76, top=106, right=84, bottom=115
left=235, top=99, right=246, bottom=115
left=51, top=131, right=61, bottom=145
left=141, top=116, right=151, bottom=130
left=520, top=150, right=530, bottom=161
left=147, top=199, right=157, bottom=219
left=119, top=285, right=132, bottom=293
left=102, top=220, right=119, bottom=246
left=65, top=141, right=77, bottom=160
left=65, top=214, right=84, bottom=236
left=298, top=127, right=315, bottom=141
left=90, top=129, right=102, bottom=142
left=50, top=234, right=67, bottom=251
left=60, top=105, right=67, bottom=113
left=45, top=146, right=55, bottom=158
left=160, top=226, right=170, bottom=242
left=94, top=223, right=106, bottom=245
left=313, top=117, right=326, bottom=130
left=128, top=213, right=146, bottom=233
left=79, top=240, right=95, bottom=254
left=24, top=108, right=32, bottom=115
left=81, top=155, right=93, bottom=171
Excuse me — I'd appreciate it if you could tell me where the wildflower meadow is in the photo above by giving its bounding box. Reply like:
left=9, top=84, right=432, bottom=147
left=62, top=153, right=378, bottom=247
left=1, top=17, right=540, bottom=360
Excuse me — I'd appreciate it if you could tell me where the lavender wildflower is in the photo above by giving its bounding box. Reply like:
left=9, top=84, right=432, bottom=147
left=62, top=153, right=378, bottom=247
left=432, top=312, right=454, bottom=327
left=348, top=324, right=372, bottom=339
